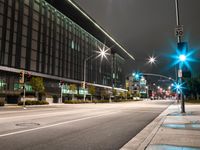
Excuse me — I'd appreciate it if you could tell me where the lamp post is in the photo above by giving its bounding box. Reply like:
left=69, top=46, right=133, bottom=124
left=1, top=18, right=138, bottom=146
left=175, top=0, right=185, bottom=113
left=83, top=47, right=109, bottom=101
left=83, top=55, right=95, bottom=102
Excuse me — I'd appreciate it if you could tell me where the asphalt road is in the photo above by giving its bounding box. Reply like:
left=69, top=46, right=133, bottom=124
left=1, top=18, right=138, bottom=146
left=0, top=100, right=173, bottom=150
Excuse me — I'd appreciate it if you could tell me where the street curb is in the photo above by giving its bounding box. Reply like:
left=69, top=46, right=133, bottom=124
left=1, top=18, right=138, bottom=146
left=120, top=103, right=175, bottom=150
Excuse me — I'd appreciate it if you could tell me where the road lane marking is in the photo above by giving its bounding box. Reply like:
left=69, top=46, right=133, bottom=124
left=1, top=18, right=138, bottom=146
left=0, top=109, right=96, bottom=120
left=0, top=111, right=117, bottom=138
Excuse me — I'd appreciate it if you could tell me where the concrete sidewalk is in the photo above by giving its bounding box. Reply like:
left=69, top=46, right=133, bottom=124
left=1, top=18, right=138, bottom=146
left=121, top=103, right=200, bottom=150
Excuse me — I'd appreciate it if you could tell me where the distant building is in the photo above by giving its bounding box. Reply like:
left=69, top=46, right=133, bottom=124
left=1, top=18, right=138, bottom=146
left=0, top=0, right=133, bottom=103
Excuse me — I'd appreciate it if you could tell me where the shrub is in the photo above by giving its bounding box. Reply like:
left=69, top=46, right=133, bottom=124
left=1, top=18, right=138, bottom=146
left=63, top=100, right=90, bottom=104
left=0, top=100, right=5, bottom=106
left=17, top=101, right=23, bottom=105
left=93, top=100, right=109, bottom=103
left=25, top=100, right=32, bottom=105
left=17, top=100, right=49, bottom=105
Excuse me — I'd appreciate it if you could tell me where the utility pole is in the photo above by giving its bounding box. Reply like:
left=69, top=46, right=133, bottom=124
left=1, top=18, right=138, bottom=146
left=175, top=0, right=185, bottom=113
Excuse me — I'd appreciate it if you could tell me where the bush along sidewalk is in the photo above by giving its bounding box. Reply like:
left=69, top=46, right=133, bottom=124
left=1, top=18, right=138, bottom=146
left=18, top=100, right=49, bottom=106
left=63, top=100, right=91, bottom=104
left=0, top=100, right=5, bottom=106
left=63, top=99, right=139, bottom=104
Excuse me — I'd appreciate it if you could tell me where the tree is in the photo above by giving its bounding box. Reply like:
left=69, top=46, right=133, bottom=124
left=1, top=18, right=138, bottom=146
left=88, top=85, right=96, bottom=102
left=69, top=84, right=77, bottom=100
left=119, top=92, right=125, bottom=100
left=112, top=89, right=117, bottom=100
left=30, top=77, right=45, bottom=100
left=100, top=88, right=107, bottom=100
left=127, top=91, right=132, bottom=99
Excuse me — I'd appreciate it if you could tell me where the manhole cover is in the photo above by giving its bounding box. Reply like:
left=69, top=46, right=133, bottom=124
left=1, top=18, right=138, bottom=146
left=146, top=144, right=200, bottom=150
left=162, top=123, right=200, bottom=130
left=16, top=123, right=40, bottom=127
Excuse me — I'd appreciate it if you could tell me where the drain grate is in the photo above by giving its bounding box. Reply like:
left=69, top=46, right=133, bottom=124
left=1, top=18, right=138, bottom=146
left=16, top=122, right=40, bottom=127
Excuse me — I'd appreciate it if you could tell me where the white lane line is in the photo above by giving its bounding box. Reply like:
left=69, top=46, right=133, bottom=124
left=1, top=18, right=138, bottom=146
left=0, top=109, right=93, bottom=120
left=0, top=111, right=117, bottom=138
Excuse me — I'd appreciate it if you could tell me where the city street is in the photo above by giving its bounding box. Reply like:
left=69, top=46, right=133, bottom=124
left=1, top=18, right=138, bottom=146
left=0, top=100, right=173, bottom=150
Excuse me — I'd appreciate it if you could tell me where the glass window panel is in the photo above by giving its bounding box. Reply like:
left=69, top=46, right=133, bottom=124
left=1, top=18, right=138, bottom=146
left=24, top=0, right=29, bottom=6
left=0, top=15, right=3, bottom=26
left=11, top=55, right=15, bottom=67
left=23, top=15, right=28, bottom=26
left=21, top=46, right=26, bottom=57
left=24, top=5, right=29, bottom=15
left=6, top=29, right=10, bottom=41
left=12, top=44, right=16, bottom=55
left=22, top=25, right=28, bottom=36
left=4, top=53, right=8, bottom=65
left=33, top=11, right=39, bottom=22
left=21, top=36, right=27, bottom=47
left=30, top=60, right=36, bottom=71
left=13, top=32, right=17, bottom=43
left=14, top=10, right=18, bottom=21
left=5, top=41, right=9, bottom=53
left=7, top=7, right=11, bottom=17
left=32, top=30, right=38, bottom=40
left=32, top=40, right=37, bottom=50
left=33, top=3, right=39, bottom=12
left=20, top=57, right=25, bottom=69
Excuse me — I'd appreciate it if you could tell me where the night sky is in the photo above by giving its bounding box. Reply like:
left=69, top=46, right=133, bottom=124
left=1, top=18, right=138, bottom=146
left=73, top=0, right=200, bottom=78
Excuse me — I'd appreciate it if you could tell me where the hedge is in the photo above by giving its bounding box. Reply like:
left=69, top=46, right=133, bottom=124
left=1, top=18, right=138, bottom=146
left=18, top=100, right=49, bottom=105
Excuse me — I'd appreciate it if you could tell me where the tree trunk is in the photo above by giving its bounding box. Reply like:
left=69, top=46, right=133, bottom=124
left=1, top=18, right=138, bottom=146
left=36, top=91, right=39, bottom=101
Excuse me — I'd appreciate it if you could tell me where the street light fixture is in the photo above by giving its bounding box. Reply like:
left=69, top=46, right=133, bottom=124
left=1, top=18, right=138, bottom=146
left=179, top=54, right=186, bottom=62
left=147, top=55, right=157, bottom=65
left=83, top=46, right=110, bottom=101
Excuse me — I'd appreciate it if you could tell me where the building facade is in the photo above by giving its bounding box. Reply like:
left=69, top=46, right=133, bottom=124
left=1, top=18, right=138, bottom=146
left=0, top=0, right=132, bottom=102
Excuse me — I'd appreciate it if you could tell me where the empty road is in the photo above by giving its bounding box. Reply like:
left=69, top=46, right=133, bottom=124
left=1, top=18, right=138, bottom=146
left=0, top=100, right=173, bottom=150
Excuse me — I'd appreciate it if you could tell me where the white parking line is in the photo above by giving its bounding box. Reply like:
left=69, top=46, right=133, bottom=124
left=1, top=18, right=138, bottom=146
left=0, top=111, right=117, bottom=138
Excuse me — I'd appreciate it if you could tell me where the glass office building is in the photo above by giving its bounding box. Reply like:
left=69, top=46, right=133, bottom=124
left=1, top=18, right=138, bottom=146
left=0, top=0, right=133, bottom=101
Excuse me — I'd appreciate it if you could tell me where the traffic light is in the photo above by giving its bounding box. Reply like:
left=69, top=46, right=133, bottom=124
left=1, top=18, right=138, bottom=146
left=60, top=80, right=64, bottom=86
left=19, top=71, right=24, bottom=84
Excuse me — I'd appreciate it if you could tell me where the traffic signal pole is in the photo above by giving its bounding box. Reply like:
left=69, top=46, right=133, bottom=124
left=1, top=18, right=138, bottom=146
left=175, top=0, right=185, bottom=113
left=19, top=70, right=26, bottom=109
left=23, top=85, right=26, bottom=109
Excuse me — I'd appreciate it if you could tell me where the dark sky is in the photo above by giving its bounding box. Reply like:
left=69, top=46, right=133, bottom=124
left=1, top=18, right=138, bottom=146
left=73, top=0, right=200, bottom=78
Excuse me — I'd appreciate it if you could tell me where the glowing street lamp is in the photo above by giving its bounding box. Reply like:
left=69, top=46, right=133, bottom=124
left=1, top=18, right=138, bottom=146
left=132, top=72, right=142, bottom=81
left=147, top=55, right=157, bottom=65
left=179, top=54, right=186, bottom=62
left=83, top=46, right=110, bottom=101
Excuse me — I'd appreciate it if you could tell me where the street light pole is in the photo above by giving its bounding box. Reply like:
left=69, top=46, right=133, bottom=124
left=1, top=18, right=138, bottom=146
left=83, top=55, right=93, bottom=102
left=175, top=0, right=185, bottom=113
left=83, top=47, right=110, bottom=102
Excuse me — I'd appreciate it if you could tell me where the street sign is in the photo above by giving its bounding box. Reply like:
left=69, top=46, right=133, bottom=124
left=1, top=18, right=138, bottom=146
left=178, top=69, right=182, bottom=78
left=175, top=25, right=184, bottom=37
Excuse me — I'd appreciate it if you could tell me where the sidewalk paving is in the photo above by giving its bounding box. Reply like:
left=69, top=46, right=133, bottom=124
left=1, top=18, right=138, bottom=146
left=121, top=102, right=200, bottom=150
